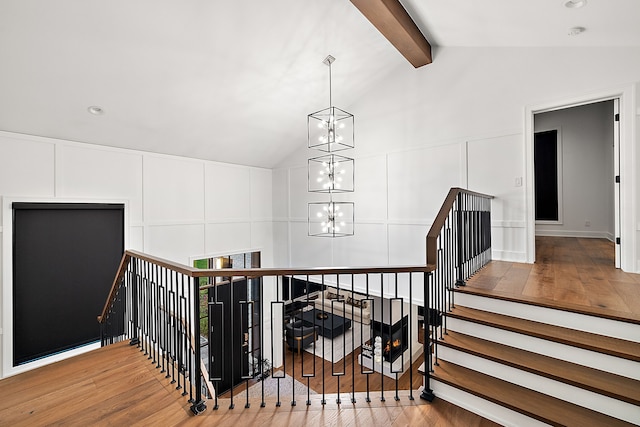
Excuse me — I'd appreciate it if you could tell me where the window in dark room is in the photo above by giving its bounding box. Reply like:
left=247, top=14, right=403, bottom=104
left=534, top=130, right=561, bottom=222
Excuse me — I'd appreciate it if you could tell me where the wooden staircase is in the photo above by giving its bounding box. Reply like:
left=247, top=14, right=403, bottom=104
left=424, top=288, right=640, bottom=426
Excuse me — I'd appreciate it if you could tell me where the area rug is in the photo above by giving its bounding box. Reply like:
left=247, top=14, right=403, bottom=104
left=304, top=321, right=371, bottom=362
left=246, top=371, right=316, bottom=398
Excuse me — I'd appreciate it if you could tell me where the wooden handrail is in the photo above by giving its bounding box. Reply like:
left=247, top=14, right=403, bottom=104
left=122, top=249, right=433, bottom=278
left=425, top=187, right=494, bottom=266
left=99, top=250, right=434, bottom=324
left=97, top=253, right=132, bottom=323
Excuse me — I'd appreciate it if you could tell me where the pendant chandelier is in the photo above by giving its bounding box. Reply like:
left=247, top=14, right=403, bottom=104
left=308, top=55, right=354, bottom=237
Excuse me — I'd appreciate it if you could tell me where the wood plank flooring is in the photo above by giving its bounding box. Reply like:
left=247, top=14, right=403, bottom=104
left=466, top=237, right=640, bottom=321
left=3, top=236, right=636, bottom=426
left=0, top=341, right=498, bottom=427
left=220, top=345, right=425, bottom=401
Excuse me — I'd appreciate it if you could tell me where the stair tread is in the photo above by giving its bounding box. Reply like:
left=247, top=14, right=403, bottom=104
left=448, top=306, right=640, bottom=362
left=439, top=331, right=640, bottom=405
left=431, top=360, right=636, bottom=427
left=456, top=286, right=640, bottom=325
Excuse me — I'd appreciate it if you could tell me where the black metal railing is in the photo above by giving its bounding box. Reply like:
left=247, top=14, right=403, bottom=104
left=98, top=252, right=207, bottom=415
left=97, top=187, right=493, bottom=414
left=424, top=187, right=494, bottom=386
left=199, top=269, right=431, bottom=410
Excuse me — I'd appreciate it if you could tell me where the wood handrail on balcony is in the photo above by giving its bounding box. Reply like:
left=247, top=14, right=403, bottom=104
left=425, top=187, right=494, bottom=267
left=97, top=253, right=132, bottom=323
left=98, top=250, right=434, bottom=324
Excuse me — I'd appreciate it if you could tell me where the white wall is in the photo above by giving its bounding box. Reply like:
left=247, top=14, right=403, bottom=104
left=275, top=46, right=640, bottom=276
left=0, top=131, right=273, bottom=378
left=534, top=101, right=615, bottom=239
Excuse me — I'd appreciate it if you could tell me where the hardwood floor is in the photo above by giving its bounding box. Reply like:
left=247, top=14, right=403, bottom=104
left=0, top=341, right=498, bottom=427
left=3, top=236, right=635, bottom=426
left=466, top=237, right=640, bottom=320
left=220, top=334, right=425, bottom=400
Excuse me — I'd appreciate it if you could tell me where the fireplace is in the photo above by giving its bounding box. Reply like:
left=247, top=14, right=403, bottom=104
left=372, top=315, right=408, bottom=363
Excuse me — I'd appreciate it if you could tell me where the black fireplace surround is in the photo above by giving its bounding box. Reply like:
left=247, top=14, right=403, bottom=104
left=372, top=315, right=408, bottom=363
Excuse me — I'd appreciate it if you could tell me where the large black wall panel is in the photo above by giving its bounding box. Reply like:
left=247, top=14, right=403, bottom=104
left=12, top=203, right=124, bottom=366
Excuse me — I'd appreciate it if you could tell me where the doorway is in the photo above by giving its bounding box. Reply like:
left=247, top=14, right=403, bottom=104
left=524, top=85, right=637, bottom=272
left=532, top=100, right=618, bottom=267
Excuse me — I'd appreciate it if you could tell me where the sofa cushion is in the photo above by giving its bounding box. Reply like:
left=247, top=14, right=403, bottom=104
left=346, top=296, right=367, bottom=309
left=326, top=291, right=343, bottom=300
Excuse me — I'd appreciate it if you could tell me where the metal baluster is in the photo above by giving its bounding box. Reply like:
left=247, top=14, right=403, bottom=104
left=364, top=274, right=372, bottom=403
left=420, top=271, right=434, bottom=402
left=408, top=273, right=414, bottom=401
left=380, top=272, right=385, bottom=402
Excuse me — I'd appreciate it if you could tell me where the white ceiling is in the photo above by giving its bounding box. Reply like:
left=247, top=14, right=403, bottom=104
left=1, top=0, right=639, bottom=168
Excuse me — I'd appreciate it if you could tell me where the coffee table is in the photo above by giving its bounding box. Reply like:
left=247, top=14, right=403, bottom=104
left=298, top=308, right=351, bottom=339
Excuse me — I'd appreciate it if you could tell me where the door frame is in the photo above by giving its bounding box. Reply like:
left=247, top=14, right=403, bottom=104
left=524, top=84, right=637, bottom=272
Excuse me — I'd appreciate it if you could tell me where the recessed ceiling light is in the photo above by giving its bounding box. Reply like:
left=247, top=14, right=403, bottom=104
left=567, top=26, right=585, bottom=36
left=87, top=106, right=104, bottom=115
left=564, top=0, right=587, bottom=9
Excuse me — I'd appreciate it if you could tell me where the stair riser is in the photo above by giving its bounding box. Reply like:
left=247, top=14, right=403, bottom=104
left=437, top=345, right=640, bottom=424
left=454, top=292, right=640, bottom=343
left=446, top=317, right=640, bottom=380
left=429, top=380, right=550, bottom=427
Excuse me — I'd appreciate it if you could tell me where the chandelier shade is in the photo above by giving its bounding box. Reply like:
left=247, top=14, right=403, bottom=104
left=308, top=201, right=354, bottom=238
left=308, top=153, right=354, bottom=193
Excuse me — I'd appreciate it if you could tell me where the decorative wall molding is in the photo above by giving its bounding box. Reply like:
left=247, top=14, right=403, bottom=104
left=492, top=220, right=526, bottom=229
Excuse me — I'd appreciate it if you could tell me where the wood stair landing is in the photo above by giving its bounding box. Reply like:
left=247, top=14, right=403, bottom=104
left=438, top=330, right=640, bottom=406
left=447, top=306, right=640, bottom=361
left=431, top=360, right=636, bottom=427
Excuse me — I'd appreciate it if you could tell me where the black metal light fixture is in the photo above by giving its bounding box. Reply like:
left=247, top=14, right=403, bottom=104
left=307, top=55, right=354, bottom=237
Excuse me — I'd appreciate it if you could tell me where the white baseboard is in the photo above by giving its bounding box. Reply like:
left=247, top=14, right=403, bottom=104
left=534, top=230, right=611, bottom=239
left=491, top=250, right=527, bottom=263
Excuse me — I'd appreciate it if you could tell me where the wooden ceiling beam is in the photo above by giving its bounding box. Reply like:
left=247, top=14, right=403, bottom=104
left=350, top=0, right=432, bottom=68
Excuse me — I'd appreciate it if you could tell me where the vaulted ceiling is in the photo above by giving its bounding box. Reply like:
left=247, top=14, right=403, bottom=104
left=1, top=0, right=639, bottom=168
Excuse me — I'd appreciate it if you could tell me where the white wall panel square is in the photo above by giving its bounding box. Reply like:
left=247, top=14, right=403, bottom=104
left=288, top=166, right=317, bottom=220
left=353, top=155, right=387, bottom=221
left=146, top=224, right=205, bottom=265
left=250, top=221, right=273, bottom=266
left=332, top=223, right=388, bottom=267
left=272, top=221, right=289, bottom=267
left=144, top=156, right=204, bottom=223
left=272, top=168, right=289, bottom=220
left=205, top=222, right=251, bottom=255
left=57, top=145, right=143, bottom=223
left=205, top=163, right=250, bottom=221
left=468, top=134, right=525, bottom=222
left=388, top=144, right=462, bottom=222
left=0, top=136, right=54, bottom=199
left=289, top=221, right=332, bottom=267
left=250, top=168, right=272, bottom=221
left=491, top=227, right=526, bottom=262
left=388, top=224, right=429, bottom=266
left=128, top=226, right=144, bottom=251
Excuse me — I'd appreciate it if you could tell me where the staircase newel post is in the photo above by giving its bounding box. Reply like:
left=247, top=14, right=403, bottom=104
left=455, top=191, right=466, bottom=287
left=420, top=271, right=435, bottom=402
left=190, top=275, right=206, bottom=415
